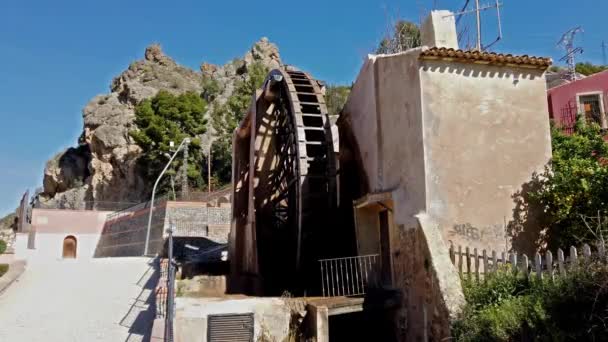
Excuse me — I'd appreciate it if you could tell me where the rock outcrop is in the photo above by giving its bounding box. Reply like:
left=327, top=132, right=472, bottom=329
left=38, top=39, right=282, bottom=209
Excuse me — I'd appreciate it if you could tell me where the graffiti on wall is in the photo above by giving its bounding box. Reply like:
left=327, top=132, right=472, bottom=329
left=449, top=223, right=505, bottom=242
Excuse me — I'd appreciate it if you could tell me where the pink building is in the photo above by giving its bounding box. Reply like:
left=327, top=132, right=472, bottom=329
left=548, top=70, right=608, bottom=133
left=15, top=209, right=110, bottom=260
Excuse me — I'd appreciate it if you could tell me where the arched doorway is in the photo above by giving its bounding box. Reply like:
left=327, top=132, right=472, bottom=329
left=62, top=236, right=77, bottom=259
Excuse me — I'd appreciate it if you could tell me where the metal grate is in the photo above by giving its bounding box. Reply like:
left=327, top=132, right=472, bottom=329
left=208, top=313, right=254, bottom=342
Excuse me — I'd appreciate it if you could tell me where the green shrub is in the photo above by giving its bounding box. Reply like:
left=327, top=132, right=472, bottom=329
left=0, top=240, right=6, bottom=255
left=0, top=264, right=8, bottom=277
left=453, top=261, right=608, bottom=341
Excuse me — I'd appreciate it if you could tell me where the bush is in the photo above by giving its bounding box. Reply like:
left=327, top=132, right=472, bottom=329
left=0, top=240, right=6, bottom=255
left=453, top=261, right=608, bottom=341
left=525, top=118, right=608, bottom=249
left=0, top=264, right=8, bottom=277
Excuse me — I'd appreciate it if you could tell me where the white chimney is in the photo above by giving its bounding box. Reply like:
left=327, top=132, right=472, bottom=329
left=421, top=10, right=459, bottom=50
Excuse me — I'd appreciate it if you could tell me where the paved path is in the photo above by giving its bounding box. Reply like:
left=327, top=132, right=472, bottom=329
left=0, top=257, right=158, bottom=342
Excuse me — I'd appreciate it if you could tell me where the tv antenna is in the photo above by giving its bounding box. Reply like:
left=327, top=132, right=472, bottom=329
left=602, top=40, right=606, bottom=66
left=449, top=0, right=503, bottom=51
left=557, top=26, right=584, bottom=81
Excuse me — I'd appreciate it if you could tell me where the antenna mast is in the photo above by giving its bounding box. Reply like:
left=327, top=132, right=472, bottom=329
left=557, top=26, right=584, bottom=81
left=602, top=40, right=607, bottom=66
left=451, top=0, right=503, bottom=51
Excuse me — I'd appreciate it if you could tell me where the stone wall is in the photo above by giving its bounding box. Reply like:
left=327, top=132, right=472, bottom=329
left=167, top=203, right=230, bottom=243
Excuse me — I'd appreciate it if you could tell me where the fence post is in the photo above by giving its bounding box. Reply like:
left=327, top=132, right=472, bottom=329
left=482, top=250, right=488, bottom=280
left=546, top=250, right=554, bottom=281
left=458, top=245, right=463, bottom=275
left=582, top=244, right=591, bottom=261
left=557, top=248, right=565, bottom=276
left=449, top=244, right=455, bottom=265
left=570, top=246, right=578, bottom=269
left=465, top=247, right=471, bottom=279
left=535, top=253, right=543, bottom=280
left=510, top=253, right=518, bottom=275
left=474, top=248, right=480, bottom=282
left=492, top=250, right=498, bottom=274
left=501, top=252, right=506, bottom=268
left=521, top=254, right=529, bottom=279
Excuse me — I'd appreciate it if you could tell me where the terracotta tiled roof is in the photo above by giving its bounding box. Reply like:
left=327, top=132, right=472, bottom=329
left=419, top=47, right=552, bottom=69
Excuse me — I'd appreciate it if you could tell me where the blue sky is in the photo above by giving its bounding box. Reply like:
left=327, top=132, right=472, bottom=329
left=0, top=0, right=606, bottom=216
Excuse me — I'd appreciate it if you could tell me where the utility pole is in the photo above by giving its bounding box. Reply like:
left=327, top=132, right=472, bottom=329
left=557, top=27, right=584, bottom=81
left=602, top=40, right=607, bottom=66
left=181, top=141, right=189, bottom=198
left=475, top=0, right=482, bottom=50
left=208, top=144, right=212, bottom=193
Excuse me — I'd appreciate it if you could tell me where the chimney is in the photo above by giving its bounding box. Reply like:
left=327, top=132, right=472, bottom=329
left=421, top=10, right=459, bottom=50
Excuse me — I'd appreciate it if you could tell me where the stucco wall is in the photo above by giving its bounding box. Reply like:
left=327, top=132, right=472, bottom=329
left=420, top=60, right=552, bottom=253
left=343, top=57, right=380, bottom=189
left=375, top=50, right=428, bottom=228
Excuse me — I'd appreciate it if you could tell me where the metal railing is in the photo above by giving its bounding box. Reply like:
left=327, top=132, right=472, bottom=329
left=319, top=254, right=380, bottom=297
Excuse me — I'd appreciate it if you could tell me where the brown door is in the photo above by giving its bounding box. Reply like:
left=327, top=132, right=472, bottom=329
left=62, top=236, right=77, bottom=259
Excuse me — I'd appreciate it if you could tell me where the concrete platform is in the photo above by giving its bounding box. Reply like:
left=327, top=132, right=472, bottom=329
left=306, top=296, right=364, bottom=316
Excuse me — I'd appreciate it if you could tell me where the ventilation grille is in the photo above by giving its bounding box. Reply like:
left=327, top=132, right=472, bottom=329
left=208, top=313, right=254, bottom=342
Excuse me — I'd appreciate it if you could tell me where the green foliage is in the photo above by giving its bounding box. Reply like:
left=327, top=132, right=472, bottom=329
left=130, top=90, right=208, bottom=193
left=202, top=74, right=222, bottom=102
left=575, top=62, right=608, bottom=76
left=324, top=85, right=351, bottom=116
left=548, top=65, right=563, bottom=73
left=454, top=262, right=608, bottom=341
left=0, top=240, right=6, bottom=255
left=210, top=61, right=269, bottom=188
left=526, top=117, right=608, bottom=248
left=377, top=21, right=421, bottom=54
left=0, top=264, right=8, bottom=277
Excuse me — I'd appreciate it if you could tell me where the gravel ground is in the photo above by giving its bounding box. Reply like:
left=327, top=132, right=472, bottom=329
left=0, top=257, right=158, bottom=342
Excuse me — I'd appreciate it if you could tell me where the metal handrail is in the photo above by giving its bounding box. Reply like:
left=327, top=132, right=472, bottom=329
left=319, top=254, right=380, bottom=297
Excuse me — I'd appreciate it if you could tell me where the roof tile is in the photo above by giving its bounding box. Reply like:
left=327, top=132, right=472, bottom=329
left=419, top=47, right=552, bottom=69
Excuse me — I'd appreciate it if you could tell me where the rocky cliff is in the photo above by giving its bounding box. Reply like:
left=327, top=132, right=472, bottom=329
left=38, top=38, right=282, bottom=209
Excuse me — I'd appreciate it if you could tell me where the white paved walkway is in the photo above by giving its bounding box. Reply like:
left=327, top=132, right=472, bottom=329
left=0, top=257, right=158, bottom=342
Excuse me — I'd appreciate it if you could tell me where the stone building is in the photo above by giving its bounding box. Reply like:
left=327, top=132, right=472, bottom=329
left=338, top=10, right=553, bottom=341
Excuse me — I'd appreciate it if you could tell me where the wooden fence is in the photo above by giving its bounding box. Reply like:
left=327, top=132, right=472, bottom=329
left=449, top=242, right=607, bottom=281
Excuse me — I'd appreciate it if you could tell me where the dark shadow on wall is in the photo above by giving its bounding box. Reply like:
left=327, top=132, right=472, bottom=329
left=508, top=168, right=553, bottom=256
